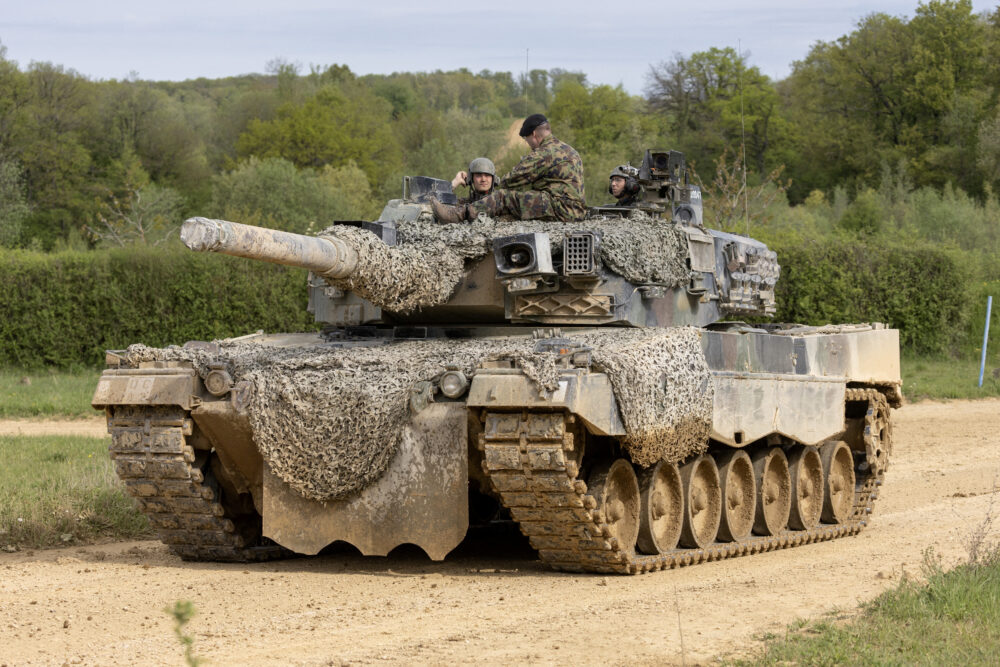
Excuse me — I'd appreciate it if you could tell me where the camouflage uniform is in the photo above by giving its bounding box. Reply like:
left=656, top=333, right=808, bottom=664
left=469, top=135, right=586, bottom=221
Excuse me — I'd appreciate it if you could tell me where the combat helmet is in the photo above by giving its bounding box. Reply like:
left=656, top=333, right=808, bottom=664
left=468, top=157, right=496, bottom=177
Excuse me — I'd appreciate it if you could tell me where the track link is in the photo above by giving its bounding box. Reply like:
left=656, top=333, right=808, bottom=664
left=107, top=406, right=286, bottom=562
left=480, top=387, right=890, bottom=574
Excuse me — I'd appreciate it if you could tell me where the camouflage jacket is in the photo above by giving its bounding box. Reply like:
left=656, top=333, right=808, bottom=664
left=499, top=135, right=586, bottom=219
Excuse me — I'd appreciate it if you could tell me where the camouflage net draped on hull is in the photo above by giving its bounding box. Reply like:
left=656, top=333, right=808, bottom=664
left=320, top=212, right=693, bottom=313
left=579, top=328, right=712, bottom=466
left=125, top=327, right=711, bottom=502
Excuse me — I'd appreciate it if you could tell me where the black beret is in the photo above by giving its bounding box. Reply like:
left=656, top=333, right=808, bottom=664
left=519, top=113, right=548, bottom=137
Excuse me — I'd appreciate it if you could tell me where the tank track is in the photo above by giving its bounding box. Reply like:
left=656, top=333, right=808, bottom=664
left=107, top=406, right=287, bottom=562
left=479, top=387, right=890, bottom=574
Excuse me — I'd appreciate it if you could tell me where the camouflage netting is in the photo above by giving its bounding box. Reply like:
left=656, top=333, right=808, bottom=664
left=125, top=327, right=712, bottom=502
left=125, top=338, right=562, bottom=501
left=319, top=211, right=693, bottom=313
left=583, top=328, right=712, bottom=467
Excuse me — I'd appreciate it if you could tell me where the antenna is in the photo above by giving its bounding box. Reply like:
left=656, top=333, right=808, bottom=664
left=524, top=48, right=529, bottom=117
left=738, top=40, right=749, bottom=237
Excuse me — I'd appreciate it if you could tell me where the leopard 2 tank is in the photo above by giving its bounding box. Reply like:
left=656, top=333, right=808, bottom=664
left=91, top=151, right=900, bottom=573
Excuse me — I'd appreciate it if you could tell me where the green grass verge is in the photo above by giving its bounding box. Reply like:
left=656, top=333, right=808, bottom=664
left=734, top=548, right=1000, bottom=666
left=902, top=356, right=1000, bottom=401
left=0, top=434, right=149, bottom=550
left=0, top=368, right=102, bottom=418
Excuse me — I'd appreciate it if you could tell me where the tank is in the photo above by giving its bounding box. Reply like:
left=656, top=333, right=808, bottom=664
left=91, top=150, right=901, bottom=574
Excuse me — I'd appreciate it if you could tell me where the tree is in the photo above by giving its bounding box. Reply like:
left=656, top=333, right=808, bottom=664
left=521, top=69, right=552, bottom=110
left=645, top=47, right=787, bottom=176
left=209, top=157, right=378, bottom=232
left=235, top=82, right=401, bottom=189
left=838, top=188, right=882, bottom=235
left=977, top=111, right=1000, bottom=188
left=266, top=58, right=302, bottom=103
left=783, top=1, right=992, bottom=197
left=692, top=148, right=790, bottom=233
left=15, top=62, right=97, bottom=245
left=85, top=148, right=185, bottom=247
left=548, top=82, right=635, bottom=154
left=0, top=42, right=29, bottom=159
left=315, top=161, right=380, bottom=221
left=87, top=182, right=185, bottom=247
left=0, top=157, right=30, bottom=246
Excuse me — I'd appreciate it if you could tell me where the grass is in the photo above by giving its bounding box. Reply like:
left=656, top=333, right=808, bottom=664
left=731, top=490, right=1000, bottom=666
left=0, top=434, right=149, bottom=550
left=902, top=355, right=1000, bottom=401
left=733, top=551, right=1000, bottom=666
left=0, top=368, right=103, bottom=418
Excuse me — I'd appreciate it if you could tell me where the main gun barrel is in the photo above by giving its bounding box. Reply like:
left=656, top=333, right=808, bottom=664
left=180, top=217, right=358, bottom=279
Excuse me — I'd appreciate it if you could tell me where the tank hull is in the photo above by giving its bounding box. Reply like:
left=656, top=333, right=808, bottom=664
left=92, top=324, right=899, bottom=572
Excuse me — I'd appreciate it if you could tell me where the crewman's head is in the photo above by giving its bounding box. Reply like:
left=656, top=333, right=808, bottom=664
left=519, top=114, right=551, bottom=150
left=608, top=164, right=639, bottom=200
left=468, top=157, right=496, bottom=193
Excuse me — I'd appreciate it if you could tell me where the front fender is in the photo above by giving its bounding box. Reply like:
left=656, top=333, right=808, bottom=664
left=467, top=369, right=625, bottom=436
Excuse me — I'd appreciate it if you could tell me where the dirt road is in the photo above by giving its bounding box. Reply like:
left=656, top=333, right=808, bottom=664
left=0, top=416, right=106, bottom=438
left=2, top=399, right=999, bottom=666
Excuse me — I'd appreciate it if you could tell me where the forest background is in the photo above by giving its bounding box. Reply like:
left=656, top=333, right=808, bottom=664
left=0, top=0, right=997, bottom=373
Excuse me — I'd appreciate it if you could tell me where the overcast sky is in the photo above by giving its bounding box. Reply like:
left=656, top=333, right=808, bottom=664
left=1, top=1, right=996, bottom=94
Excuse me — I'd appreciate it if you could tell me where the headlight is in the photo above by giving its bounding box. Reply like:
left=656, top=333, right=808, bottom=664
left=439, top=371, right=469, bottom=398
left=493, top=233, right=554, bottom=276
left=204, top=367, right=234, bottom=397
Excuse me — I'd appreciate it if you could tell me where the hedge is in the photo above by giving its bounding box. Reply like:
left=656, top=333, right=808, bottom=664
left=0, top=246, right=317, bottom=368
left=770, top=238, right=971, bottom=355
left=0, top=237, right=975, bottom=368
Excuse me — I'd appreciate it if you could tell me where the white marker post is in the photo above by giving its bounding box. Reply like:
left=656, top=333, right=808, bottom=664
left=979, top=295, right=993, bottom=388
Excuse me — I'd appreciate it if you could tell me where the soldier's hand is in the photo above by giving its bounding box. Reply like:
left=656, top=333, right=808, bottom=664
left=451, top=171, right=469, bottom=189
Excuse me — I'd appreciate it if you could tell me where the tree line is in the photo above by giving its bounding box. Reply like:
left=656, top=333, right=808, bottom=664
left=0, top=0, right=998, bottom=262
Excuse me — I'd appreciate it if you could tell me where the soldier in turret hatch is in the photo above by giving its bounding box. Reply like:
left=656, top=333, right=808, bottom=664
left=431, top=114, right=586, bottom=223
left=608, top=164, right=642, bottom=207
left=450, top=157, right=496, bottom=205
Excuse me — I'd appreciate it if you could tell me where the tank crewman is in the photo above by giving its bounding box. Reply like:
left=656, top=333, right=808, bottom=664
left=608, top=164, right=642, bottom=207
left=431, top=114, right=586, bottom=223
left=450, top=157, right=496, bottom=205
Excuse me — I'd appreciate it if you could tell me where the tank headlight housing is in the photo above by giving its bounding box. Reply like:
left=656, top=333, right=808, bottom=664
left=494, top=233, right=555, bottom=276
left=204, top=366, right=234, bottom=397
left=439, top=370, right=469, bottom=398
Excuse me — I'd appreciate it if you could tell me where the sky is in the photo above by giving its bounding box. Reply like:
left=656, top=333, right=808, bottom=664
left=1, top=1, right=997, bottom=94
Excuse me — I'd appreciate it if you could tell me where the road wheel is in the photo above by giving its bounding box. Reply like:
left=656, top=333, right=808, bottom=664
left=636, top=461, right=683, bottom=554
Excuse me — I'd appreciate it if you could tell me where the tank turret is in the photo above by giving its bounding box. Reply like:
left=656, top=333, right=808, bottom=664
left=181, top=185, right=780, bottom=332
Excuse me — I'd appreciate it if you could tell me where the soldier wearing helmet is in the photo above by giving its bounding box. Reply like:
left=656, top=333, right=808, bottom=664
left=450, top=157, right=496, bottom=205
left=608, top=164, right=642, bottom=207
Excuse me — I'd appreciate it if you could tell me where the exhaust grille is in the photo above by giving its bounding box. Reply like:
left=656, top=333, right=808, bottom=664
left=563, top=233, right=595, bottom=275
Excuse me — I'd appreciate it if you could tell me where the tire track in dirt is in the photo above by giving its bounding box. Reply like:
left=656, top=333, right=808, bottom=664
left=1, top=399, right=998, bottom=666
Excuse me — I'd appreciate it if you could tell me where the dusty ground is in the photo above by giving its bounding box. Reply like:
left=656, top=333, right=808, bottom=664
left=2, top=398, right=999, bottom=666
left=0, top=416, right=107, bottom=438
